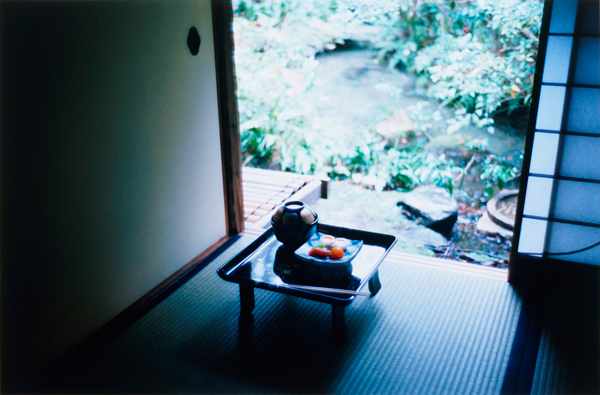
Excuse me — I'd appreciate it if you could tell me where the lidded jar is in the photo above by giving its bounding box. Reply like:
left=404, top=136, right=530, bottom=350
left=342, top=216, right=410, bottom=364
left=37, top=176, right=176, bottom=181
left=270, top=201, right=318, bottom=250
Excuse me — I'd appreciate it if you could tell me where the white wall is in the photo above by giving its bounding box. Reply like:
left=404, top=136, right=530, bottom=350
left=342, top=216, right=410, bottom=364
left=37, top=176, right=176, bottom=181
left=1, top=1, right=227, bottom=387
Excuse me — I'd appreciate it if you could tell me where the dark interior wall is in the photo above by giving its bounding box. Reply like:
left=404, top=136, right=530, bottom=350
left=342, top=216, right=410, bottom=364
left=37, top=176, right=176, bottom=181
left=1, top=1, right=226, bottom=387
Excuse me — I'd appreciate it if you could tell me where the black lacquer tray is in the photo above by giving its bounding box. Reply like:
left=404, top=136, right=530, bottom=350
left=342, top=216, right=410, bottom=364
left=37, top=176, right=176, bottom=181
left=217, top=223, right=397, bottom=307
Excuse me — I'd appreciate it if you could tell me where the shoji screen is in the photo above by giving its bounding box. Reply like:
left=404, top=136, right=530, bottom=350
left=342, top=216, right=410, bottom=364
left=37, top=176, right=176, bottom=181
left=512, top=0, right=600, bottom=280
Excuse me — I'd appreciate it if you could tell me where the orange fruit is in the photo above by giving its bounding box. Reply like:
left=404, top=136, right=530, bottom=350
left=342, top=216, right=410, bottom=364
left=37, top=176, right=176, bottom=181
left=330, top=247, right=344, bottom=260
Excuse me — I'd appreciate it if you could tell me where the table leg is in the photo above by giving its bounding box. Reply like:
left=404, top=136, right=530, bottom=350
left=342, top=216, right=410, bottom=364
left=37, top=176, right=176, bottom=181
left=332, top=305, right=347, bottom=342
left=238, top=311, right=254, bottom=353
left=238, top=284, right=255, bottom=353
left=239, top=283, right=255, bottom=316
left=368, top=269, right=381, bottom=296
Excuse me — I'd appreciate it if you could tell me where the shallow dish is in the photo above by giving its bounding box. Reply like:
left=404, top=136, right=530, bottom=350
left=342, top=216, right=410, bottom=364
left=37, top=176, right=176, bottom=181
left=295, top=233, right=363, bottom=280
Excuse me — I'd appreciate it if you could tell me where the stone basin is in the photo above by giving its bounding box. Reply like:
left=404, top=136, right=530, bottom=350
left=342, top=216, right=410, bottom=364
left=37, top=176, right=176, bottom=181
left=476, top=189, right=519, bottom=238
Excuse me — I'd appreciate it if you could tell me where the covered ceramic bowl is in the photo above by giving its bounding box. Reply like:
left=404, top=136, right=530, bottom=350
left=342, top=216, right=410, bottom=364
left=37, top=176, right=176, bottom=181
left=270, top=201, right=318, bottom=250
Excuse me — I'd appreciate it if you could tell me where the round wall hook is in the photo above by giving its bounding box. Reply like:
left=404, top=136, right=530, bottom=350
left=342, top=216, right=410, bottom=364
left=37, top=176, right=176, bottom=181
left=187, top=27, right=201, bottom=56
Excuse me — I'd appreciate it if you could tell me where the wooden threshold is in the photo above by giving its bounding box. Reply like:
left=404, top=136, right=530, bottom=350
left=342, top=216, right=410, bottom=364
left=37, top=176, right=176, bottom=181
left=240, top=228, right=507, bottom=281
left=387, top=251, right=508, bottom=281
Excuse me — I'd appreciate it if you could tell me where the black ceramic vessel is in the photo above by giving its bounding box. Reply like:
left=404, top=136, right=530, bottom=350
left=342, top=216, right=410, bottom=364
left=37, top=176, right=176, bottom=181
left=270, top=201, right=318, bottom=250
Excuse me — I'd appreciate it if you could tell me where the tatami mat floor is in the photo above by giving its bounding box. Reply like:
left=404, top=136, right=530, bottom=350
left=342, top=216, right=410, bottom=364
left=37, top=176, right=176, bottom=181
left=30, top=231, right=599, bottom=395
left=36, top=233, right=529, bottom=395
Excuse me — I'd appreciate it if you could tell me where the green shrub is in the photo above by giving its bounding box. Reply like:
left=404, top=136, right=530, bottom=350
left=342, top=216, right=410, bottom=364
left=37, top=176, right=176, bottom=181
left=372, top=0, right=543, bottom=133
left=233, top=0, right=540, bottom=198
left=233, top=4, right=321, bottom=171
left=331, top=131, right=462, bottom=193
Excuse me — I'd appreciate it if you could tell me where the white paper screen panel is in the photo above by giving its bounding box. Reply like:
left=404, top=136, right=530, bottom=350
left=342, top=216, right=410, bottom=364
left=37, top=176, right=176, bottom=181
left=558, top=135, right=600, bottom=180
left=552, top=180, right=600, bottom=224
left=549, top=0, right=577, bottom=33
left=567, top=88, right=600, bottom=134
left=577, top=0, right=600, bottom=34
left=518, top=218, right=549, bottom=255
left=542, top=36, right=573, bottom=84
left=516, top=0, right=600, bottom=265
left=573, top=37, right=600, bottom=85
left=529, top=132, right=559, bottom=175
left=546, top=222, right=600, bottom=265
left=523, top=176, right=554, bottom=218
left=535, top=85, right=566, bottom=131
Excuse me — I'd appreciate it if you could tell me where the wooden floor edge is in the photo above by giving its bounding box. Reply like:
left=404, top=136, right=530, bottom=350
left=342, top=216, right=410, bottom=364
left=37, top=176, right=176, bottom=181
left=241, top=228, right=268, bottom=237
left=242, top=229, right=508, bottom=280
left=386, top=251, right=509, bottom=280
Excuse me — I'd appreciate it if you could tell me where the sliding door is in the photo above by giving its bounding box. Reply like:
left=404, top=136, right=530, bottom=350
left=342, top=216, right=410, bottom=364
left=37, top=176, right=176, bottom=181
left=510, top=0, right=600, bottom=282
left=1, top=0, right=242, bottom=388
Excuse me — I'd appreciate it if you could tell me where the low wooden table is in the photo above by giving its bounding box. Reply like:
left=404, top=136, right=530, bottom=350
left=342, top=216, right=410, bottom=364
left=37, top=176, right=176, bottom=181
left=218, top=224, right=396, bottom=341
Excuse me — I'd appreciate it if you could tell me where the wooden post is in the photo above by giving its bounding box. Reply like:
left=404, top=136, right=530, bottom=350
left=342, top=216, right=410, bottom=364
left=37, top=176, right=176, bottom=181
left=212, top=0, right=245, bottom=236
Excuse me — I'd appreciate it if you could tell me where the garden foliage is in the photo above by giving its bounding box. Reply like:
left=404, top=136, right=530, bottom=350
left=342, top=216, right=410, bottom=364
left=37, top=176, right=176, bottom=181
left=233, top=0, right=541, bottom=198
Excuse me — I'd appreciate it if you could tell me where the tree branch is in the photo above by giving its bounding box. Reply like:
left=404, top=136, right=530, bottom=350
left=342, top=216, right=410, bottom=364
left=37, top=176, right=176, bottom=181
left=521, top=28, right=538, bottom=42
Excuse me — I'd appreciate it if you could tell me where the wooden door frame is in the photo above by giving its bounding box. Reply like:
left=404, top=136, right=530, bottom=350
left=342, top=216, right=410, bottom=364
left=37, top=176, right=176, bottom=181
left=507, top=0, right=553, bottom=284
left=212, top=0, right=245, bottom=236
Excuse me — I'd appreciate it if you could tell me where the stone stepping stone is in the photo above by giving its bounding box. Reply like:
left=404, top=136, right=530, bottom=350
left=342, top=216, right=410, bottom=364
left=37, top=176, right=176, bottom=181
left=397, top=185, right=459, bottom=236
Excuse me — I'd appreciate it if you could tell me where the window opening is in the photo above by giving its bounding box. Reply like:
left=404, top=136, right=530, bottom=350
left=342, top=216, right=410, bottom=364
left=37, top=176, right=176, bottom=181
left=233, top=0, right=544, bottom=269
